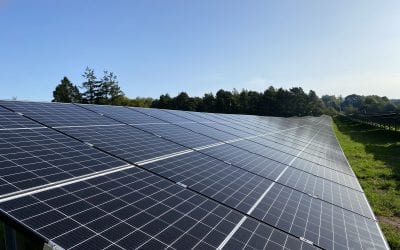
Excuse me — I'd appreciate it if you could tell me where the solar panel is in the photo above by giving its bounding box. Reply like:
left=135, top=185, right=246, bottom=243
left=133, top=123, right=221, bottom=149
left=218, top=113, right=289, bottom=130
left=162, top=109, right=217, bottom=123
left=198, top=144, right=366, bottom=211
left=250, top=183, right=384, bottom=249
left=290, top=158, right=362, bottom=191
left=58, top=125, right=187, bottom=163
left=138, top=111, right=318, bottom=172
left=0, top=106, right=42, bottom=129
left=189, top=112, right=270, bottom=135
left=75, top=105, right=238, bottom=148
left=263, top=132, right=345, bottom=162
left=0, top=167, right=308, bottom=250
left=203, top=113, right=284, bottom=135
left=248, top=135, right=354, bottom=174
left=141, top=151, right=274, bottom=212
left=0, top=127, right=126, bottom=196
left=0, top=101, right=119, bottom=127
left=160, top=110, right=258, bottom=138
left=77, top=104, right=167, bottom=125
left=172, top=122, right=238, bottom=142
left=129, top=107, right=194, bottom=124
left=0, top=105, right=127, bottom=198
left=0, top=101, right=388, bottom=250
left=201, top=143, right=288, bottom=180
left=278, top=167, right=372, bottom=218
left=228, top=139, right=294, bottom=165
left=200, top=138, right=363, bottom=192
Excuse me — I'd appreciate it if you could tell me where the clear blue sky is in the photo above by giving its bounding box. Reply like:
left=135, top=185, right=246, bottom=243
left=1, top=0, right=399, bottom=101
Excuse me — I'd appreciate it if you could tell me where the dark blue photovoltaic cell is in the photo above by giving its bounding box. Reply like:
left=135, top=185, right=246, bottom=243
left=229, top=139, right=294, bottom=165
left=0, top=167, right=307, bottom=250
left=129, top=107, right=193, bottom=123
left=199, top=143, right=366, bottom=213
left=142, top=151, right=273, bottom=212
left=58, top=125, right=187, bottom=163
left=204, top=112, right=309, bottom=138
left=223, top=218, right=315, bottom=250
left=0, top=106, right=42, bottom=129
left=176, top=122, right=238, bottom=141
left=289, top=157, right=361, bottom=191
left=78, top=104, right=166, bottom=125
left=0, top=128, right=125, bottom=196
left=261, top=131, right=346, bottom=164
left=205, top=113, right=278, bottom=134
left=0, top=101, right=119, bottom=127
left=0, top=101, right=388, bottom=250
left=77, top=105, right=238, bottom=147
left=163, top=109, right=214, bottom=123
left=133, top=123, right=221, bottom=149
left=249, top=136, right=304, bottom=155
left=138, top=108, right=258, bottom=138
left=278, top=167, right=373, bottom=218
left=218, top=113, right=288, bottom=130
left=201, top=143, right=287, bottom=180
left=250, top=183, right=386, bottom=250
left=190, top=111, right=269, bottom=135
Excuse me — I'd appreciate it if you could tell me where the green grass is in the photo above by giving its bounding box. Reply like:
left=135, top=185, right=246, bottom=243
left=333, top=116, right=400, bottom=249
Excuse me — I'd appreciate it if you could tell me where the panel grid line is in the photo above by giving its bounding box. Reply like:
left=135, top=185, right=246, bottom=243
left=0, top=102, right=388, bottom=249
left=217, top=126, right=323, bottom=249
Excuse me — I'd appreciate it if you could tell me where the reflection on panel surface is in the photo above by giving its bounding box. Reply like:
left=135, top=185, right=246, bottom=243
left=0, top=101, right=388, bottom=250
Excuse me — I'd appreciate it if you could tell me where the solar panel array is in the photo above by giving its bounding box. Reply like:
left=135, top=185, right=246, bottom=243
left=0, top=101, right=388, bottom=250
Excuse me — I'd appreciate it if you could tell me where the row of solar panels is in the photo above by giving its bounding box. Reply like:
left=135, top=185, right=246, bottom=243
left=0, top=101, right=388, bottom=250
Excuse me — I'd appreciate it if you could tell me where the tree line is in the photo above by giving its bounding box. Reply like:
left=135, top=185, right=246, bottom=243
left=151, top=87, right=324, bottom=117
left=53, top=67, right=154, bottom=107
left=321, top=94, right=399, bottom=115
left=53, top=68, right=399, bottom=116
left=53, top=67, right=125, bottom=105
left=152, top=92, right=400, bottom=116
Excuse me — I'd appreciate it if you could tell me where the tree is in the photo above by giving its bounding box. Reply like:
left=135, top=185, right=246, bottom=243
left=197, top=93, right=215, bottom=112
left=81, top=67, right=101, bottom=104
left=151, top=94, right=172, bottom=109
left=52, top=77, right=81, bottom=103
left=336, top=94, right=397, bottom=115
left=289, top=87, right=308, bottom=116
left=344, top=105, right=358, bottom=115
left=343, top=94, right=365, bottom=110
left=383, top=103, right=397, bottom=112
left=80, top=68, right=124, bottom=105
left=321, top=95, right=340, bottom=111
left=307, top=90, right=323, bottom=116
left=261, top=86, right=277, bottom=116
left=215, top=89, right=238, bottom=113
left=364, top=96, right=381, bottom=113
left=275, top=88, right=292, bottom=117
left=100, top=71, right=124, bottom=104
left=173, top=92, right=196, bottom=111
left=238, top=89, right=261, bottom=115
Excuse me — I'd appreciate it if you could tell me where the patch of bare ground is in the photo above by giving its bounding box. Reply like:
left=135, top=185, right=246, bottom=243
left=378, top=216, right=400, bottom=230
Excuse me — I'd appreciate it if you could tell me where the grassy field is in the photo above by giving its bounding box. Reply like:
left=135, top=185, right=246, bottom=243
left=333, top=116, right=400, bottom=249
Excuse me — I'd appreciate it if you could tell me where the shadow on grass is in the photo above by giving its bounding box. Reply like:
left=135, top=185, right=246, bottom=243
left=334, top=116, right=400, bottom=189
